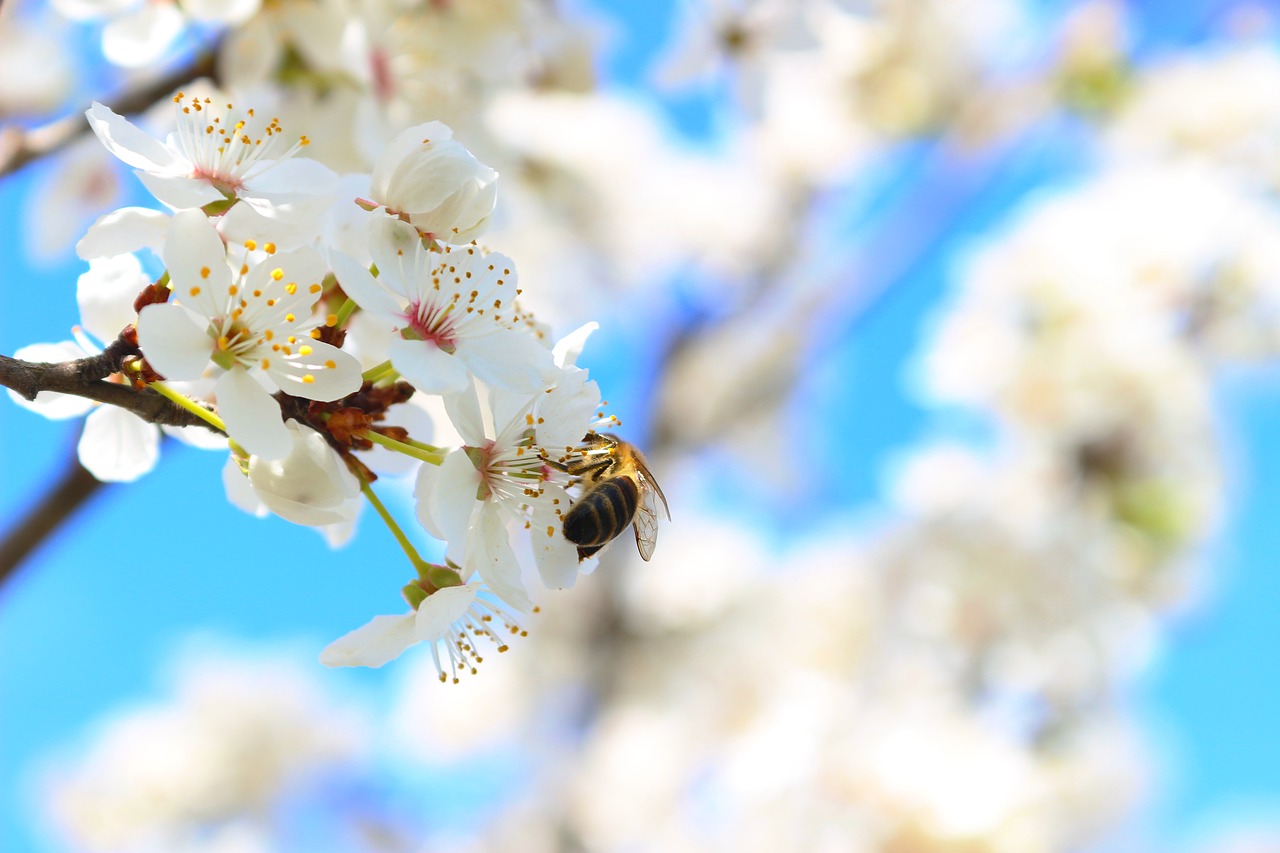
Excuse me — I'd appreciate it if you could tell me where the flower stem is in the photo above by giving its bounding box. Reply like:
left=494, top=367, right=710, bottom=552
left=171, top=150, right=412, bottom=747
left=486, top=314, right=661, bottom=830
left=357, top=474, right=432, bottom=573
left=363, top=430, right=445, bottom=465
left=361, top=360, right=396, bottom=383
left=149, top=381, right=226, bottom=433
left=333, top=297, right=358, bottom=328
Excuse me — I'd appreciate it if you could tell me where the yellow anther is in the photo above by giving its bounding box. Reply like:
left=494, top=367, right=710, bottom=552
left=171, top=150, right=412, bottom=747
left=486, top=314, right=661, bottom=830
left=302, top=374, right=315, bottom=384
left=263, top=242, right=277, bottom=254
left=199, top=266, right=211, bottom=279
left=189, top=286, right=201, bottom=297
left=325, top=313, right=338, bottom=327
left=285, top=313, right=296, bottom=323
left=285, top=282, right=297, bottom=295
left=244, top=239, right=257, bottom=251
left=299, top=345, right=313, bottom=356
left=270, top=268, right=284, bottom=281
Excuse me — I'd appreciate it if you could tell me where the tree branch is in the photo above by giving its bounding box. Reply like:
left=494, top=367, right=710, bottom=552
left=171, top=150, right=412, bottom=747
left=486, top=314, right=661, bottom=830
left=0, top=44, right=219, bottom=179
left=0, top=449, right=105, bottom=591
left=0, top=345, right=222, bottom=432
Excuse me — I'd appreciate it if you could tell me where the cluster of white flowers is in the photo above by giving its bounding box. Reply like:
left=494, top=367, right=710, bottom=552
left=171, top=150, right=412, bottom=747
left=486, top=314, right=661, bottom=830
left=15, top=86, right=632, bottom=677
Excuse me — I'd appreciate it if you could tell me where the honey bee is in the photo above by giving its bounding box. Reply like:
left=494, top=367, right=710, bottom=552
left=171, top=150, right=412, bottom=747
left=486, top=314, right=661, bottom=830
left=544, top=432, right=670, bottom=561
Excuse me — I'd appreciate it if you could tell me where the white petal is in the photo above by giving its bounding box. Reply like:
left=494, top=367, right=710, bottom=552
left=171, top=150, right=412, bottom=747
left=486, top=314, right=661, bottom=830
left=459, top=328, right=554, bottom=393
left=136, top=303, right=212, bottom=380
left=553, top=322, right=598, bottom=369
left=76, top=206, right=170, bottom=260
left=470, top=505, right=532, bottom=612
left=389, top=336, right=470, bottom=395
left=136, top=170, right=227, bottom=210
left=320, top=613, right=418, bottom=668
left=78, top=406, right=159, bottom=482
left=329, top=249, right=403, bottom=318
left=8, top=342, right=95, bottom=419
left=415, top=582, right=482, bottom=641
left=416, top=449, right=479, bottom=559
left=536, top=368, right=600, bottom=453
left=243, top=157, right=339, bottom=201
left=85, top=101, right=181, bottom=172
left=529, top=484, right=580, bottom=589
left=369, top=121, right=454, bottom=200
left=442, top=382, right=486, bottom=445
left=163, top=210, right=231, bottom=319
left=247, top=419, right=361, bottom=526
left=220, top=197, right=329, bottom=252
left=223, top=454, right=268, bottom=517
left=267, top=342, right=363, bottom=401
left=77, top=254, right=148, bottom=345
left=215, top=369, right=291, bottom=460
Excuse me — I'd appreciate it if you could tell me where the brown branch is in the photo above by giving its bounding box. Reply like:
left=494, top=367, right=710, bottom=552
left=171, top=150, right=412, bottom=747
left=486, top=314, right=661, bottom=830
left=0, top=447, right=106, bottom=591
left=0, top=344, right=221, bottom=431
left=0, top=44, right=219, bottom=179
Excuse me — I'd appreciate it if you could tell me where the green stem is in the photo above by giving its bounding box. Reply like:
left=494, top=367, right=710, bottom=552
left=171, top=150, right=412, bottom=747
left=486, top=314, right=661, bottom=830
left=361, top=359, right=396, bottom=383
left=363, top=430, right=446, bottom=465
left=333, top=297, right=358, bottom=327
left=149, top=381, right=226, bottom=433
left=358, top=475, right=431, bottom=573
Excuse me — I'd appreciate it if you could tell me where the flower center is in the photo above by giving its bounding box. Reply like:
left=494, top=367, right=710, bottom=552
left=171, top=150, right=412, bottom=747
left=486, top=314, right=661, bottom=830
left=402, top=300, right=458, bottom=353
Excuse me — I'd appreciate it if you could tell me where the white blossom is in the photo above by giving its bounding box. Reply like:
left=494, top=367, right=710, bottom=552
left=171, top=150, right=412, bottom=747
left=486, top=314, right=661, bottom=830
left=136, top=210, right=362, bottom=459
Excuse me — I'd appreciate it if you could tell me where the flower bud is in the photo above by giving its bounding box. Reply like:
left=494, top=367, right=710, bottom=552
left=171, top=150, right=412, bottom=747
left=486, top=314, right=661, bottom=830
left=368, top=121, right=498, bottom=243
left=245, top=420, right=361, bottom=527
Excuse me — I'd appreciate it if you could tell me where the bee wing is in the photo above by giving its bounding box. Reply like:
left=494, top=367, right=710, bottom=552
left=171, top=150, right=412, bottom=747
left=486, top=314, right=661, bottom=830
left=633, top=455, right=671, bottom=521
left=633, top=482, right=661, bottom=561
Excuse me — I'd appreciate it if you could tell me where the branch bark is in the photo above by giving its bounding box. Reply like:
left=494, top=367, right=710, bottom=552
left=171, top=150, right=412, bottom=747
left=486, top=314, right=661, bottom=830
left=0, top=343, right=221, bottom=431
left=0, top=450, right=106, bottom=591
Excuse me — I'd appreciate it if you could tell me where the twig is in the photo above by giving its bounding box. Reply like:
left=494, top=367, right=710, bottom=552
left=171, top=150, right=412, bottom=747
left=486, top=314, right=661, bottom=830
left=0, top=344, right=221, bottom=431
left=0, top=447, right=106, bottom=590
left=0, top=45, right=218, bottom=179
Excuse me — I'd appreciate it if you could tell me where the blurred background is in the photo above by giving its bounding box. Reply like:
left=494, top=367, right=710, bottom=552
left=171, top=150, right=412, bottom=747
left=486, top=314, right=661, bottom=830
left=5, top=0, right=1280, bottom=850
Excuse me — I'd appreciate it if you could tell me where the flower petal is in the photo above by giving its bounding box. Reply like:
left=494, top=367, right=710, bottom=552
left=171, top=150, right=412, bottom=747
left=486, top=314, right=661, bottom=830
left=320, top=613, right=418, bottom=668
left=85, top=101, right=181, bottom=172
left=136, top=170, right=227, bottom=210
left=77, top=254, right=148, bottom=345
left=136, top=303, right=212, bottom=380
left=163, top=210, right=231, bottom=319
left=469, top=504, right=532, bottom=613
left=76, top=206, right=170, bottom=261
left=415, top=582, right=482, bottom=641
left=458, top=327, right=554, bottom=393
left=329, top=249, right=403, bottom=318
left=267, top=341, right=363, bottom=401
left=242, top=157, right=339, bottom=201
left=215, top=369, right=292, bottom=460
left=529, top=483, right=581, bottom=589
left=389, top=336, right=470, bottom=396
left=415, top=449, right=479, bottom=559
left=78, top=406, right=159, bottom=482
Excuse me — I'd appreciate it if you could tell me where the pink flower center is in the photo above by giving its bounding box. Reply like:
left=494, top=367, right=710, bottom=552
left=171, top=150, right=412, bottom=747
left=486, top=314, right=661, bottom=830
left=403, top=300, right=458, bottom=354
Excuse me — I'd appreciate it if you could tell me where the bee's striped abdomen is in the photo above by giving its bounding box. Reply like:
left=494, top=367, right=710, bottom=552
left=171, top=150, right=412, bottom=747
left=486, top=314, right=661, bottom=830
left=563, top=476, right=639, bottom=547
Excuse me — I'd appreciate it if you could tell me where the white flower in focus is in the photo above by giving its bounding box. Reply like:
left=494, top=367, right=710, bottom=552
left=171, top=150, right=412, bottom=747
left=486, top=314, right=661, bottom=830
left=331, top=218, right=552, bottom=394
left=86, top=93, right=336, bottom=221
left=367, top=120, right=498, bottom=243
left=415, top=360, right=601, bottom=611
left=222, top=420, right=361, bottom=528
left=321, top=581, right=526, bottom=680
left=136, top=211, right=362, bottom=459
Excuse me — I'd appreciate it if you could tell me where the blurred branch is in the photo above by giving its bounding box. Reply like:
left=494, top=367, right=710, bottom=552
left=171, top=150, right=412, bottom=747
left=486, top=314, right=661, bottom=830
left=0, top=450, right=105, bottom=590
left=0, top=344, right=220, bottom=431
left=0, top=45, right=218, bottom=179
